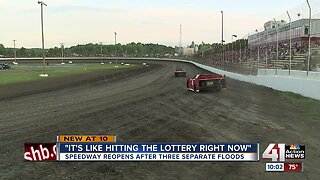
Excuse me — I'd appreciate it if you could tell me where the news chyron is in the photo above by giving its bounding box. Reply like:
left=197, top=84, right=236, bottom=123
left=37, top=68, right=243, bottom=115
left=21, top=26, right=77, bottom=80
left=24, top=135, right=259, bottom=162
left=262, top=143, right=305, bottom=172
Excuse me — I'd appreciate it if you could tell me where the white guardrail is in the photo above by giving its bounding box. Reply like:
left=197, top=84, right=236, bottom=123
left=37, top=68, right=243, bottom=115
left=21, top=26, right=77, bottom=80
left=257, top=69, right=320, bottom=80
left=1, top=57, right=320, bottom=100
left=162, top=58, right=320, bottom=101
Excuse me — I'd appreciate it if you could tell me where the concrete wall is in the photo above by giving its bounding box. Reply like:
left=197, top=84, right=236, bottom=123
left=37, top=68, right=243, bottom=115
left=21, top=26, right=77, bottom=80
left=257, top=69, right=320, bottom=80
left=173, top=59, right=320, bottom=101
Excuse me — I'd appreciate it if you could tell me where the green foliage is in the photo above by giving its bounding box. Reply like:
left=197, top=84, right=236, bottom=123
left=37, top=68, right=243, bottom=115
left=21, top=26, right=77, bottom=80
left=0, top=44, right=6, bottom=57
left=0, top=44, right=43, bottom=57
left=195, top=39, right=248, bottom=57
left=17, top=47, right=27, bottom=57
left=0, top=42, right=175, bottom=58
left=279, top=91, right=320, bottom=119
left=279, top=91, right=320, bottom=106
left=77, top=42, right=174, bottom=57
left=0, top=64, right=135, bottom=84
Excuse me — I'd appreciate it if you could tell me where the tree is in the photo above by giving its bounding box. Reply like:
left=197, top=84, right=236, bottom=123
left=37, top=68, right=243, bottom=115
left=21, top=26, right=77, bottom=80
left=0, top=44, right=6, bottom=57
left=17, top=47, right=27, bottom=57
left=0, top=42, right=175, bottom=58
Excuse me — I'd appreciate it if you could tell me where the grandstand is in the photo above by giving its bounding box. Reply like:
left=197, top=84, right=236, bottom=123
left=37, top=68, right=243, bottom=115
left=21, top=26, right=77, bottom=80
left=246, top=18, right=320, bottom=71
left=248, top=19, right=320, bottom=47
left=195, top=0, right=320, bottom=74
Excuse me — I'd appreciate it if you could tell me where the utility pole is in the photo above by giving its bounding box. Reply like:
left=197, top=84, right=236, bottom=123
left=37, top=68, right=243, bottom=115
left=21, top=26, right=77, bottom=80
left=99, top=42, right=104, bottom=64
left=255, top=29, right=260, bottom=72
left=232, top=35, right=237, bottom=62
left=273, top=18, right=279, bottom=75
left=306, top=0, right=311, bottom=76
left=239, top=39, right=242, bottom=62
left=248, top=35, right=252, bottom=75
left=287, top=11, right=292, bottom=75
left=38, top=1, right=48, bottom=77
left=221, top=11, right=224, bottom=67
left=114, top=32, right=118, bottom=67
left=99, top=42, right=103, bottom=56
left=179, top=24, right=182, bottom=55
left=13, top=40, right=18, bottom=64
left=60, top=43, right=64, bottom=64
left=264, top=25, right=268, bottom=75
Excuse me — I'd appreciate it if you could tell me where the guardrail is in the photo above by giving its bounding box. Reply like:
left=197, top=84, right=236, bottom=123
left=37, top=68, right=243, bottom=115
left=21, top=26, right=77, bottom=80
left=257, top=69, right=320, bottom=80
left=1, top=57, right=320, bottom=100
left=179, top=59, right=320, bottom=101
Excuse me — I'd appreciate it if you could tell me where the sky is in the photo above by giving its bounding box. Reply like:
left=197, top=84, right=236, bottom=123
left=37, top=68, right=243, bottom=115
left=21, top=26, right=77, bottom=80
left=0, top=0, right=311, bottom=48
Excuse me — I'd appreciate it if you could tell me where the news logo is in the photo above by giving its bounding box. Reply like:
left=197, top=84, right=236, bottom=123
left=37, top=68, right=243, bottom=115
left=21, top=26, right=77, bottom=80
left=262, top=143, right=305, bottom=162
left=285, top=144, right=305, bottom=159
left=24, top=143, right=57, bottom=161
left=290, top=144, right=300, bottom=150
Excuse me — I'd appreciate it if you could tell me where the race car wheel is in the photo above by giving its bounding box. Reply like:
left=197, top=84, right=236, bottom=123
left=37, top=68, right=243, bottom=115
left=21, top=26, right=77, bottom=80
left=215, top=82, right=222, bottom=92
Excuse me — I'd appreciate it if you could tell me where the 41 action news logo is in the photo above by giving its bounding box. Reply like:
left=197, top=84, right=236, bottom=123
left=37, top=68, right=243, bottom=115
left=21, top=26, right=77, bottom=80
left=262, top=143, right=305, bottom=162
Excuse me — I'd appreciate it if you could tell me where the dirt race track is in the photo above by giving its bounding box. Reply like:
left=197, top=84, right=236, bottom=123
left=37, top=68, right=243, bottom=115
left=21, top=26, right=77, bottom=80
left=0, top=60, right=319, bottom=180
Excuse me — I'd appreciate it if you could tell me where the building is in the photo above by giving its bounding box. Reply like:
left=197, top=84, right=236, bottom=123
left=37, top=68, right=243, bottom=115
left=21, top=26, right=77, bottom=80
left=248, top=19, right=320, bottom=48
left=175, top=46, right=198, bottom=56
left=182, top=47, right=195, bottom=56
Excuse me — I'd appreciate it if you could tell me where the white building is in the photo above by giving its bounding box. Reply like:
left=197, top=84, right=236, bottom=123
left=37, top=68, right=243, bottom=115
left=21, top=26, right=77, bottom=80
left=182, top=48, right=195, bottom=56
left=248, top=19, right=320, bottom=47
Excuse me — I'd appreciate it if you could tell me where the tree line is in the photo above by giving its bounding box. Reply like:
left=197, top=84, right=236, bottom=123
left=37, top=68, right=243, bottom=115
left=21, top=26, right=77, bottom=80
left=195, top=39, right=248, bottom=57
left=0, top=42, right=175, bottom=58
left=0, top=40, right=249, bottom=58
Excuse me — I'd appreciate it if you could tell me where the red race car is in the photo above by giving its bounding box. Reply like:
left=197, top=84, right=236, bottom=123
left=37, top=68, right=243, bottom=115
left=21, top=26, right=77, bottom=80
left=187, top=74, right=226, bottom=92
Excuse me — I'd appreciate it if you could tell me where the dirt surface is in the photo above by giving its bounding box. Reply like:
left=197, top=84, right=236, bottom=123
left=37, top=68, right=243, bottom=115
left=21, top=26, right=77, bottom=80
left=0, top=60, right=319, bottom=180
left=0, top=65, right=147, bottom=100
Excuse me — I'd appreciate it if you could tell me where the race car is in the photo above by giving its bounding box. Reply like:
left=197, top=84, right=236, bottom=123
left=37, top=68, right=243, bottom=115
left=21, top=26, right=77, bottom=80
left=187, top=74, right=226, bottom=92
left=174, top=69, right=186, bottom=77
left=0, top=63, right=11, bottom=70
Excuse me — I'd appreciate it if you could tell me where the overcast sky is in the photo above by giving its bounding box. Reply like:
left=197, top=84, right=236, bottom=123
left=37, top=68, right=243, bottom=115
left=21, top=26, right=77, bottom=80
left=0, top=0, right=309, bottom=48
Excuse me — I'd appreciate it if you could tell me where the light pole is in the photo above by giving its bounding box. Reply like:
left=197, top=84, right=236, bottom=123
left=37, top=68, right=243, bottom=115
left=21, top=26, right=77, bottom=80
left=221, top=11, right=224, bottom=67
left=255, top=29, right=260, bottom=72
left=232, top=35, right=237, bottom=63
left=249, top=33, right=252, bottom=62
left=114, top=32, right=118, bottom=67
left=99, top=42, right=104, bottom=64
left=287, top=11, right=292, bottom=75
left=179, top=24, right=182, bottom=55
left=306, top=0, right=311, bottom=76
left=99, top=42, right=103, bottom=56
left=273, top=18, right=279, bottom=75
left=239, top=38, right=242, bottom=74
left=60, top=43, right=64, bottom=64
left=247, top=33, right=252, bottom=75
left=38, top=1, right=48, bottom=77
left=239, top=39, right=242, bottom=62
left=264, top=25, right=268, bottom=75
left=13, top=40, right=18, bottom=64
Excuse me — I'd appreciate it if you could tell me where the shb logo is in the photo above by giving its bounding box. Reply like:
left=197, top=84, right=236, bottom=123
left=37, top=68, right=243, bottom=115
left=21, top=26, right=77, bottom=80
left=262, top=143, right=285, bottom=162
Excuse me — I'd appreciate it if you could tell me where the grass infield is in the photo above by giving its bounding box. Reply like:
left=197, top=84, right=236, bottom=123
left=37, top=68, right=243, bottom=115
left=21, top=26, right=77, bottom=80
left=0, top=63, right=135, bottom=85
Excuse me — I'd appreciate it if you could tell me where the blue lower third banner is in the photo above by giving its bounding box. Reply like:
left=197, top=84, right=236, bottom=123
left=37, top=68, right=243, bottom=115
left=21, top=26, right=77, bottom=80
left=57, top=142, right=259, bottom=161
